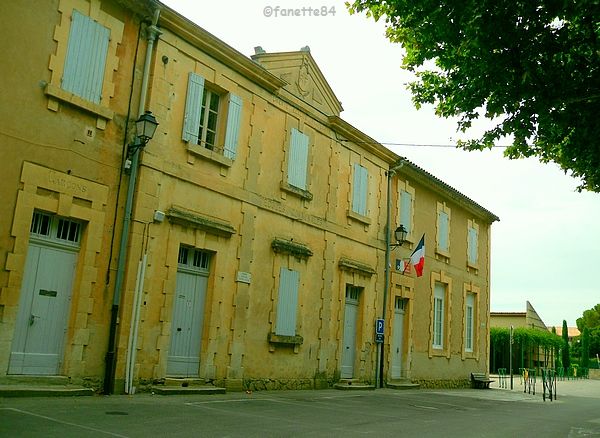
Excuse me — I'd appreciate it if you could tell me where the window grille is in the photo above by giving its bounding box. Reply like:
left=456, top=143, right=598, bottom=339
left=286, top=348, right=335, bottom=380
left=30, top=211, right=81, bottom=245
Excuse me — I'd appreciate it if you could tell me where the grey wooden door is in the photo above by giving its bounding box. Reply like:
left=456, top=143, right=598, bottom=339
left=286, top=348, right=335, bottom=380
left=391, top=297, right=406, bottom=379
left=9, top=243, right=77, bottom=375
left=341, top=286, right=360, bottom=379
left=167, top=271, right=208, bottom=377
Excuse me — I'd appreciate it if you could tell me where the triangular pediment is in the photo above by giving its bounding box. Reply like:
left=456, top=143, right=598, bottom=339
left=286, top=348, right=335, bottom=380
left=252, top=48, right=343, bottom=116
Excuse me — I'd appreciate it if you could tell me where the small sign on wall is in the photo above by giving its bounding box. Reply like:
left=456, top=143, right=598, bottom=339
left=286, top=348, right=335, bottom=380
left=236, top=271, right=252, bottom=284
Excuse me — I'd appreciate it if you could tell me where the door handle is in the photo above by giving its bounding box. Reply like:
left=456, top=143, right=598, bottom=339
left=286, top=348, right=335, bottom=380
left=29, top=314, right=39, bottom=326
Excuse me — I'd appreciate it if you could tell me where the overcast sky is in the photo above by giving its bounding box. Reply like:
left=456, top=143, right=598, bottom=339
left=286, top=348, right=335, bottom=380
left=161, top=0, right=600, bottom=328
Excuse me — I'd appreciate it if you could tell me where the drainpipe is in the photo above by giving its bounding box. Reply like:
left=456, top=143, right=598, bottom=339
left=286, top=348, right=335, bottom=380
left=104, top=8, right=161, bottom=395
left=378, top=160, right=404, bottom=389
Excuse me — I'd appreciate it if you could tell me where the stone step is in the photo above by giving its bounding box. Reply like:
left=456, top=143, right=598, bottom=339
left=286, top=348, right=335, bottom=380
left=333, top=380, right=375, bottom=391
left=386, top=380, right=420, bottom=390
left=0, top=376, right=94, bottom=397
left=151, top=385, right=226, bottom=395
left=163, top=378, right=210, bottom=387
left=0, top=385, right=94, bottom=397
left=0, top=375, right=71, bottom=386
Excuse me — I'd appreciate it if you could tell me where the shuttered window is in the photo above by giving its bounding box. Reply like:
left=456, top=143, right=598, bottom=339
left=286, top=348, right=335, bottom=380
left=437, top=210, right=449, bottom=252
left=352, top=163, right=368, bottom=216
left=182, top=72, right=243, bottom=159
left=465, top=293, right=475, bottom=352
left=399, top=190, right=412, bottom=234
left=275, top=268, right=299, bottom=336
left=468, top=226, right=478, bottom=265
left=62, top=10, right=110, bottom=104
left=433, top=282, right=445, bottom=349
left=287, top=129, right=309, bottom=189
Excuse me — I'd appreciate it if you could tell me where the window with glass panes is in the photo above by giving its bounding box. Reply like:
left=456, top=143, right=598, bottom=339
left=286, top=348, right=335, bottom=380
left=465, top=293, right=475, bottom=352
left=198, top=89, right=220, bottom=150
left=433, top=282, right=445, bottom=349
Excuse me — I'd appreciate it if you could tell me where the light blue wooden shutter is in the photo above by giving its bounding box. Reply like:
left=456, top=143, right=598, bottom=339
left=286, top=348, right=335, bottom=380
left=287, top=129, right=309, bottom=189
left=275, top=268, right=299, bottom=336
left=399, top=190, right=412, bottom=234
left=223, top=94, right=242, bottom=159
left=438, top=211, right=449, bottom=251
left=62, top=10, right=110, bottom=104
left=352, top=164, right=368, bottom=216
left=468, top=227, right=478, bottom=264
left=182, top=72, right=205, bottom=143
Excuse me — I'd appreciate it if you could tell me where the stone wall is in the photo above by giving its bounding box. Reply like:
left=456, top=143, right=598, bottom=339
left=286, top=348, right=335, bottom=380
left=413, top=379, right=471, bottom=389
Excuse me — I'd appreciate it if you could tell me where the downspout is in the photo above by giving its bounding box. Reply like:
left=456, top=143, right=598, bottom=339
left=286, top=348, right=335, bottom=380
left=378, top=160, right=404, bottom=388
left=104, top=8, right=161, bottom=395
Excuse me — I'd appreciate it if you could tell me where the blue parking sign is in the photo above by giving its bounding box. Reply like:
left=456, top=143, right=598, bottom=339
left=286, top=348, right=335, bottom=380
left=376, top=318, right=384, bottom=335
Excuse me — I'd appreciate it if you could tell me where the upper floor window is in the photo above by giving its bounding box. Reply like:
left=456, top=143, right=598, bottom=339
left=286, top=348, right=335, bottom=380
left=199, top=89, right=221, bottom=150
left=399, top=190, right=412, bottom=234
left=436, top=202, right=451, bottom=256
left=46, top=1, right=124, bottom=127
left=182, top=72, right=243, bottom=160
left=287, top=128, right=310, bottom=190
left=467, top=220, right=479, bottom=267
left=352, top=163, right=368, bottom=217
left=62, top=10, right=110, bottom=104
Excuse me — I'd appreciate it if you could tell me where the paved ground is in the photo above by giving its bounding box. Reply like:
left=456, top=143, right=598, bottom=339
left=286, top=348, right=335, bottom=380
left=1, top=378, right=599, bottom=437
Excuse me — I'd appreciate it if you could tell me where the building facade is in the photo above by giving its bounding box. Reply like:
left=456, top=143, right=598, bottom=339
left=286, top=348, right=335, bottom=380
left=0, top=0, right=498, bottom=393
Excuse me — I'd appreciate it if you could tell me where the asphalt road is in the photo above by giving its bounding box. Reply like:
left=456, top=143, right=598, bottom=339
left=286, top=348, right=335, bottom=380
left=2, top=380, right=600, bottom=437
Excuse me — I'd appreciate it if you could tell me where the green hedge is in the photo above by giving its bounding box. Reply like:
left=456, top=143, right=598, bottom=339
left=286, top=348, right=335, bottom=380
left=491, top=327, right=562, bottom=350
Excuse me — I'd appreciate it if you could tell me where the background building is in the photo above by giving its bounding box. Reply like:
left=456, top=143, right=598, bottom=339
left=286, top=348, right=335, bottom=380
left=490, top=301, right=557, bottom=373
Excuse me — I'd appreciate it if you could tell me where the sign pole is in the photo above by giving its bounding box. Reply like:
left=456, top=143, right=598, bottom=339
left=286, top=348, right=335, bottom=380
left=510, top=325, right=514, bottom=390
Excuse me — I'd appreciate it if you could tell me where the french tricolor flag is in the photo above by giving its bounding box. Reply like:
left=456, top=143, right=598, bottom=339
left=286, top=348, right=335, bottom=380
left=410, top=234, right=425, bottom=277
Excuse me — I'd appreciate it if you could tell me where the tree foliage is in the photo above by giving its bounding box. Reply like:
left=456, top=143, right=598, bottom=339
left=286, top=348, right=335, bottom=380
left=576, top=304, right=600, bottom=360
left=562, top=319, right=570, bottom=368
left=576, top=303, right=600, bottom=331
left=581, top=327, right=590, bottom=368
left=347, top=0, right=600, bottom=191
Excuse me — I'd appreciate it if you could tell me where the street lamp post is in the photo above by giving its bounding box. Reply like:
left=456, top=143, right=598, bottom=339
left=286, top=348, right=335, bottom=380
left=379, top=161, right=405, bottom=389
left=104, top=111, right=158, bottom=395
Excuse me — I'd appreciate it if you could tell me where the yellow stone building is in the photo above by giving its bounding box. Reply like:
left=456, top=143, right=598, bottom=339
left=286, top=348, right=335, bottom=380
left=0, top=0, right=498, bottom=393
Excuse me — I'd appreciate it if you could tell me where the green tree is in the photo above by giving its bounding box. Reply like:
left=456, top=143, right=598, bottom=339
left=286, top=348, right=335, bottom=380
left=576, top=304, right=600, bottom=331
left=581, top=327, right=590, bottom=368
left=562, top=319, right=570, bottom=368
left=347, top=0, right=600, bottom=192
left=576, top=304, right=600, bottom=362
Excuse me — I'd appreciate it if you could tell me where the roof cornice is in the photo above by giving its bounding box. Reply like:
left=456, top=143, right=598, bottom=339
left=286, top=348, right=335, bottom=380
left=397, top=158, right=500, bottom=223
left=327, top=116, right=398, bottom=163
left=157, top=5, right=287, bottom=93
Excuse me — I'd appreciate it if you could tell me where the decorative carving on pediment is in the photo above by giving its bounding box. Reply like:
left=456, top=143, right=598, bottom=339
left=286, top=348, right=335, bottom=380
left=296, top=58, right=311, bottom=97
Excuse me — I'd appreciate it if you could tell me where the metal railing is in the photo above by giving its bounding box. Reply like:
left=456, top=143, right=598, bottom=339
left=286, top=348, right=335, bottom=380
left=523, top=368, right=536, bottom=395
left=498, top=368, right=508, bottom=389
left=541, top=368, right=557, bottom=401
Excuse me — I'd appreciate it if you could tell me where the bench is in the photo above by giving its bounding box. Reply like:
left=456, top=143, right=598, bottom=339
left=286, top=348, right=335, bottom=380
left=471, top=372, right=494, bottom=389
